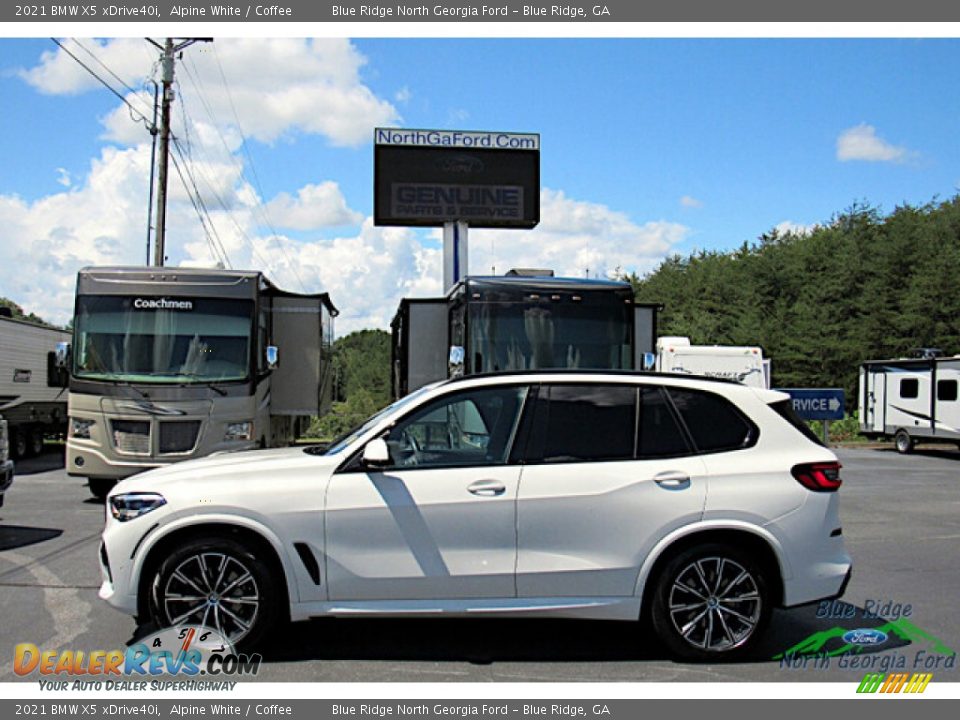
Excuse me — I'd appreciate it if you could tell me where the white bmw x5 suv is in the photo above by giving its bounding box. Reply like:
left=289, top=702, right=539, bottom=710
left=99, top=371, right=851, bottom=661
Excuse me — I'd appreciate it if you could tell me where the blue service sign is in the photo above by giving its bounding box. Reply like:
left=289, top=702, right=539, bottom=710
left=777, top=388, right=845, bottom=421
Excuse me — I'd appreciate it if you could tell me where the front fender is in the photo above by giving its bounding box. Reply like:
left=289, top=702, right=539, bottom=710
left=130, top=510, right=301, bottom=606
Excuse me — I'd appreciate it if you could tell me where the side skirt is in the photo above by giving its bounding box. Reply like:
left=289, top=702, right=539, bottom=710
left=291, top=596, right=641, bottom=623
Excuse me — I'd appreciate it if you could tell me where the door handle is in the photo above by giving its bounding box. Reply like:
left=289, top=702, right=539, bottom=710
left=467, top=479, right=506, bottom=496
left=654, top=471, right=691, bottom=489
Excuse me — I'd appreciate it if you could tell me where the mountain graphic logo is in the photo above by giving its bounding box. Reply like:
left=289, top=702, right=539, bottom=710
left=774, top=618, right=956, bottom=659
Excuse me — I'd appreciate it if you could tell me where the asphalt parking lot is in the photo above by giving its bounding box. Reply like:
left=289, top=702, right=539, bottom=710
left=1, top=445, right=957, bottom=683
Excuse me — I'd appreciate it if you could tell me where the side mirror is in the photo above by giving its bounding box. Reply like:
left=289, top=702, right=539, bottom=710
left=265, top=345, right=279, bottom=370
left=642, top=352, right=656, bottom=371
left=448, top=345, right=465, bottom=378
left=55, top=342, right=71, bottom=369
left=362, top=437, right=390, bottom=467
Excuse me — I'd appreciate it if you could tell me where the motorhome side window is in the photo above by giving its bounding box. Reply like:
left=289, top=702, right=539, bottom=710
left=900, top=378, right=919, bottom=399
left=937, top=380, right=958, bottom=402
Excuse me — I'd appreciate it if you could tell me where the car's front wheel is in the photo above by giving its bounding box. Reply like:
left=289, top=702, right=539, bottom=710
left=650, top=543, right=771, bottom=662
left=148, top=536, right=282, bottom=650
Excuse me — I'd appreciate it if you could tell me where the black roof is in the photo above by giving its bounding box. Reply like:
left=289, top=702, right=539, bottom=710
left=442, top=368, right=747, bottom=387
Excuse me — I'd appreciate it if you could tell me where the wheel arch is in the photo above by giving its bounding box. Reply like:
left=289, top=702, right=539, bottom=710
left=134, top=517, right=294, bottom=623
left=635, top=523, right=787, bottom=620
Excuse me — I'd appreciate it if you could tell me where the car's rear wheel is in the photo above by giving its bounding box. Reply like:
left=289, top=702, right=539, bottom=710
left=650, top=543, right=771, bottom=662
left=148, top=536, right=281, bottom=651
left=895, top=429, right=914, bottom=454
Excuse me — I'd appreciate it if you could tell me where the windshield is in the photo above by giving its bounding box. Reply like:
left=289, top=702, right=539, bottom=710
left=468, top=300, right=632, bottom=372
left=318, top=385, right=436, bottom=456
left=73, top=296, right=254, bottom=384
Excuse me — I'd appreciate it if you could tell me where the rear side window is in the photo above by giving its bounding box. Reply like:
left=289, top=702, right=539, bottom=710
left=667, top=388, right=757, bottom=453
left=769, top=399, right=824, bottom=447
left=637, top=387, right=692, bottom=458
left=538, top=384, right=636, bottom=463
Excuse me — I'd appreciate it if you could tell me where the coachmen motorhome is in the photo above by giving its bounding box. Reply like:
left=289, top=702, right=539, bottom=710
left=391, top=270, right=660, bottom=397
left=0, top=311, right=71, bottom=458
left=655, top=337, right=770, bottom=389
left=859, top=351, right=960, bottom=453
left=62, top=267, right=337, bottom=498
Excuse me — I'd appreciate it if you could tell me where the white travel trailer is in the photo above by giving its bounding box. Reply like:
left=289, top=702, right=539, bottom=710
left=62, top=267, right=337, bottom=498
left=655, top=337, right=770, bottom=389
left=859, top=353, right=960, bottom=453
left=0, top=312, right=71, bottom=458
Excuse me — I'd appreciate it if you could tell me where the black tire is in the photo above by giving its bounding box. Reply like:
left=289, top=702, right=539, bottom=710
left=29, top=430, right=44, bottom=457
left=148, top=535, right=282, bottom=651
left=88, top=477, right=115, bottom=501
left=894, top=429, right=914, bottom=455
left=12, top=431, right=27, bottom=460
left=650, top=543, right=772, bottom=662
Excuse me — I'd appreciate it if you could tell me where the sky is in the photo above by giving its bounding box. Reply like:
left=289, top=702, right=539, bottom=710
left=1, top=37, right=958, bottom=332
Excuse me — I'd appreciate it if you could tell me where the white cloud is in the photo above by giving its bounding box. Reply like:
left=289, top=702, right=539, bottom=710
left=395, top=86, right=412, bottom=103
left=6, top=41, right=685, bottom=336
left=465, top=189, right=689, bottom=281
left=21, top=38, right=400, bottom=147
left=773, top=220, right=817, bottom=237
left=680, top=195, right=703, bottom=209
left=18, top=39, right=157, bottom=97
left=263, top=182, right=363, bottom=230
left=836, top=123, right=911, bottom=163
left=55, top=168, right=72, bottom=187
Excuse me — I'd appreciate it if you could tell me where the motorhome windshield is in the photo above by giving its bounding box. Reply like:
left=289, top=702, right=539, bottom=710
left=468, top=299, right=632, bottom=372
left=73, top=296, right=253, bottom=384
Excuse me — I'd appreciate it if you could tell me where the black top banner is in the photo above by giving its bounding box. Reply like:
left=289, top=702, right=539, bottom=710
left=5, top=0, right=960, bottom=23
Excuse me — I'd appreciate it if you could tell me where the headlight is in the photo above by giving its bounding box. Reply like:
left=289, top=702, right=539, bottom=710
left=109, top=493, right=166, bottom=522
left=71, top=418, right=95, bottom=439
left=224, top=421, right=253, bottom=442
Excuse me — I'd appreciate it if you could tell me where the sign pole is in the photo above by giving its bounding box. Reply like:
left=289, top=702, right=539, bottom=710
left=443, top=220, right=469, bottom=293
left=823, top=420, right=830, bottom=446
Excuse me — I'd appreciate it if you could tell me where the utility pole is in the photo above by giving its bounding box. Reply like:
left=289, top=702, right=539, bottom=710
left=147, top=37, right=212, bottom=267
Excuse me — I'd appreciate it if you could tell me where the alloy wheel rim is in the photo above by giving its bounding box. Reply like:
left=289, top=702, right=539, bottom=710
left=667, top=556, right=761, bottom=652
left=161, top=552, right=260, bottom=644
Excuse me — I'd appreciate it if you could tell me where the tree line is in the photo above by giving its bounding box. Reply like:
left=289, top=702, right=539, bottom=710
left=628, top=196, right=960, bottom=407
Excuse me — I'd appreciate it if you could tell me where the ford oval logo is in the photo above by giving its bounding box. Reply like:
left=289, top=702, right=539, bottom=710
left=842, top=628, right=888, bottom=646
left=437, top=154, right=484, bottom=175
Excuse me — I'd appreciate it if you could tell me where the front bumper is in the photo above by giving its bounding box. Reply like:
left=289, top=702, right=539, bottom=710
left=0, top=459, right=14, bottom=505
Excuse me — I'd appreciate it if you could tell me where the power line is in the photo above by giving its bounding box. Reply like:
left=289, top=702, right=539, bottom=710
left=173, top=88, right=274, bottom=274
left=67, top=38, right=154, bottom=118
left=169, top=136, right=232, bottom=269
left=50, top=38, right=152, bottom=131
left=212, top=45, right=307, bottom=293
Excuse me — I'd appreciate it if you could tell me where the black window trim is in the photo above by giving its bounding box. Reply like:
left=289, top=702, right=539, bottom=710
left=522, top=381, right=641, bottom=466
left=336, top=382, right=533, bottom=474
left=663, top=386, right=760, bottom=456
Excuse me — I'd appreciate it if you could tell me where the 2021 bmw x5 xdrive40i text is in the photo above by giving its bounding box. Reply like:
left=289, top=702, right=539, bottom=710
left=99, top=372, right=851, bottom=661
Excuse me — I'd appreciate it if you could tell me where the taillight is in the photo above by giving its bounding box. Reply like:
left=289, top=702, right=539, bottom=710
left=792, top=461, right=842, bottom=492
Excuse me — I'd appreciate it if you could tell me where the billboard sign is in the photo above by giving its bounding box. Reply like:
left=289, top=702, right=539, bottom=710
left=374, top=128, right=540, bottom=228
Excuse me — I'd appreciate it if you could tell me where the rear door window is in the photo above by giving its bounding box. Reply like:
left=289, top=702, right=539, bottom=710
left=637, top=387, right=693, bottom=458
left=536, top=384, right=637, bottom=463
